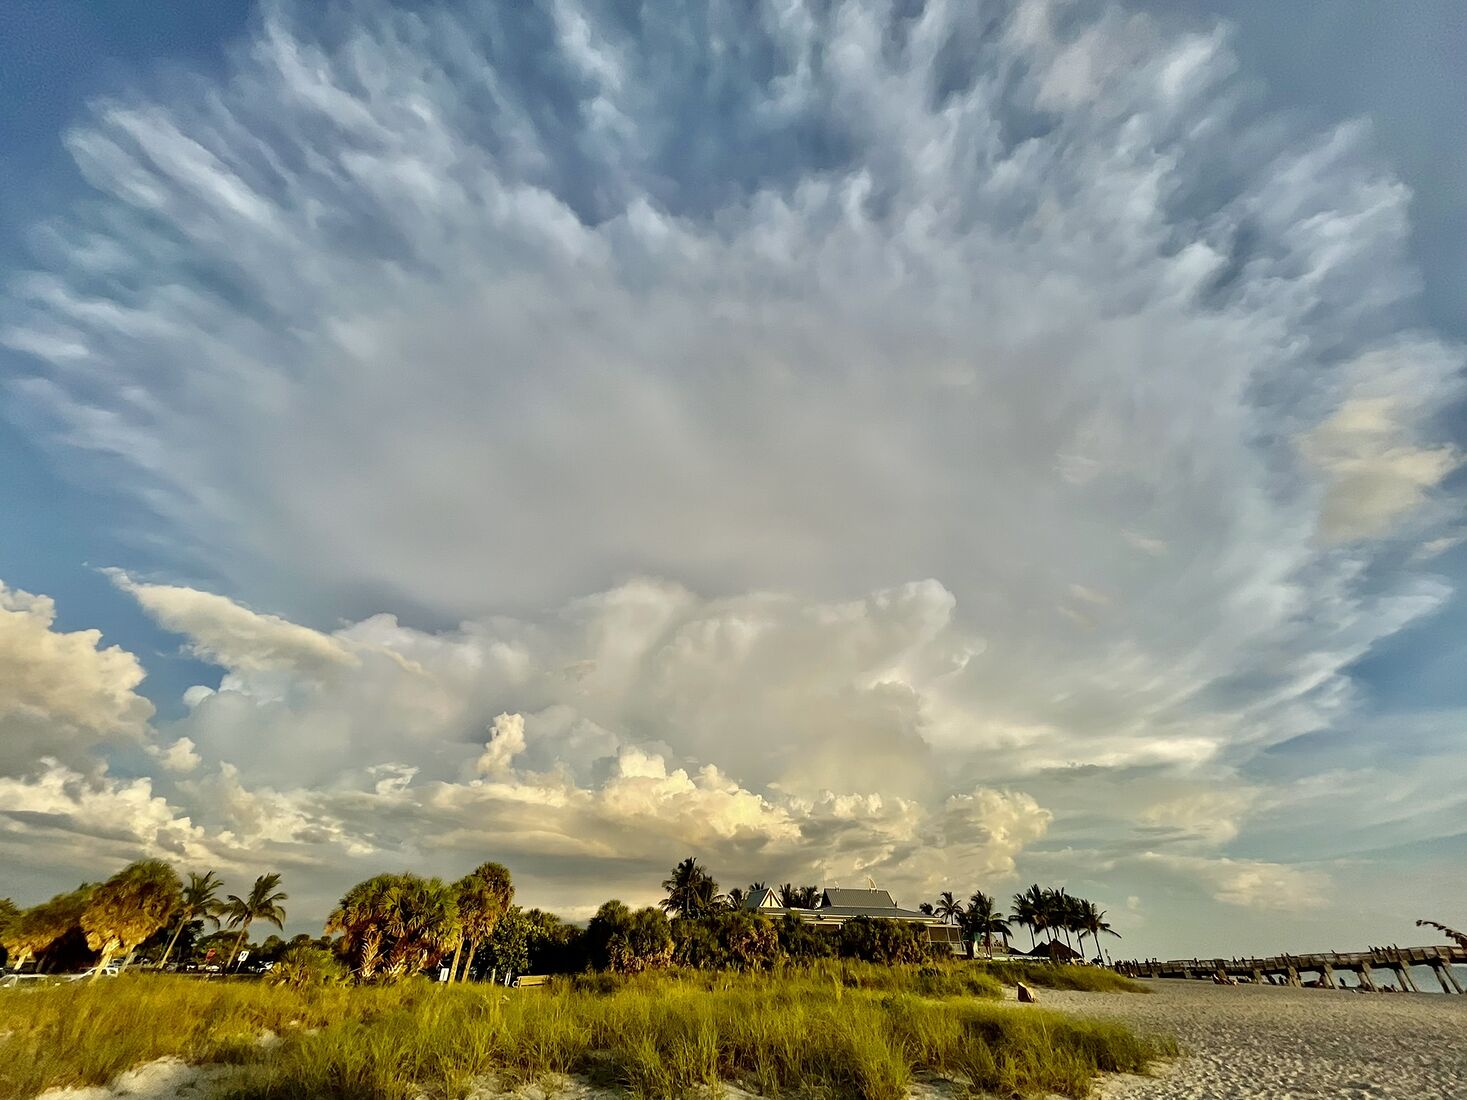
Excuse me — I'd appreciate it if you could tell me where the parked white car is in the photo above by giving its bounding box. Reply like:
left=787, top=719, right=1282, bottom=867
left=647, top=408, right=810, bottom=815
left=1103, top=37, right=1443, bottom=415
left=65, top=965, right=120, bottom=981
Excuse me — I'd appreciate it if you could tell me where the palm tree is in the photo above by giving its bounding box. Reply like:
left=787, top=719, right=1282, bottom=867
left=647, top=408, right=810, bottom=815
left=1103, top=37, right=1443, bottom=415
left=918, top=902, right=935, bottom=916
left=328, top=873, right=465, bottom=980
left=796, top=885, right=822, bottom=908
left=223, top=873, right=287, bottom=971
left=934, top=890, right=963, bottom=925
left=81, top=860, right=182, bottom=980
left=1012, top=885, right=1047, bottom=951
left=727, top=887, right=747, bottom=909
left=661, top=857, right=722, bottom=918
left=381, top=876, right=460, bottom=978
left=4, top=885, right=95, bottom=972
left=1079, top=901, right=1121, bottom=960
left=452, top=862, right=513, bottom=982
left=965, top=891, right=1010, bottom=959
left=327, top=873, right=399, bottom=980
left=1050, top=888, right=1078, bottom=952
left=158, top=871, right=223, bottom=969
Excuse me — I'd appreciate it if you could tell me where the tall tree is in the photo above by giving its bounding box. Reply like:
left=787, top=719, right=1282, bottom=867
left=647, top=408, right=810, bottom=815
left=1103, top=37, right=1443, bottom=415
left=81, top=860, right=182, bottom=980
left=327, top=873, right=463, bottom=981
left=223, top=873, right=287, bottom=971
left=5, top=886, right=95, bottom=971
left=727, top=886, right=747, bottom=909
left=158, top=871, right=224, bottom=969
left=1011, top=884, right=1054, bottom=951
left=660, top=857, right=722, bottom=918
left=934, top=891, right=963, bottom=925
left=381, top=876, right=460, bottom=978
left=453, top=862, right=513, bottom=982
left=964, top=891, right=1009, bottom=959
left=1048, top=888, right=1077, bottom=951
left=326, top=874, right=399, bottom=980
left=1079, top=901, right=1120, bottom=959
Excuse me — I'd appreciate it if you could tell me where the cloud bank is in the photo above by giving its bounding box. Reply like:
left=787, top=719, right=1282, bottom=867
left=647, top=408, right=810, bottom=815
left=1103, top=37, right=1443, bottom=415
left=0, top=0, right=1462, bottom=950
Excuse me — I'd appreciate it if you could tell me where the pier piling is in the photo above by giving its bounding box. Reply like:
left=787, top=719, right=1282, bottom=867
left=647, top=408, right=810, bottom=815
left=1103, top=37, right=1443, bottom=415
left=1119, top=943, right=1464, bottom=993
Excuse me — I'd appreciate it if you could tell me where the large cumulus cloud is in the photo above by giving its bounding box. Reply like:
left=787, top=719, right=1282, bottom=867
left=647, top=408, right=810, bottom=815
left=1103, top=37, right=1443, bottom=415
left=0, top=581, right=153, bottom=775
left=0, top=0, right=1464, bottom=949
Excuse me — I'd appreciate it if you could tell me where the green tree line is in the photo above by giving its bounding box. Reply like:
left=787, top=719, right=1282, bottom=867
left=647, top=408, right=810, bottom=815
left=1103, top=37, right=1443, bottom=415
left=1, top=856, right=1120, bottom=983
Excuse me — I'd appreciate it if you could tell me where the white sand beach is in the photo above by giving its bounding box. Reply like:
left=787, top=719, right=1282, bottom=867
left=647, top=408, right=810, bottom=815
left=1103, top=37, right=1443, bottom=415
left=1043, top=979, right=1467, bottom=1099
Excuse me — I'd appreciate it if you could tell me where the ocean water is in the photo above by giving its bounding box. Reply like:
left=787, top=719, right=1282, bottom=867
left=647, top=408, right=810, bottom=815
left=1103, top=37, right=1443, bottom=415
left=1326, top=962, right=1467, bottom=994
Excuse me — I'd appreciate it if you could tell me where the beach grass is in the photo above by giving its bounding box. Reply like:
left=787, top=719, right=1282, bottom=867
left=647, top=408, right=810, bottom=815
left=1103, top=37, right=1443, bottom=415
left=973, top=960, right=1147, bottom=993
left=0, top=964, right=1171, bottom=1100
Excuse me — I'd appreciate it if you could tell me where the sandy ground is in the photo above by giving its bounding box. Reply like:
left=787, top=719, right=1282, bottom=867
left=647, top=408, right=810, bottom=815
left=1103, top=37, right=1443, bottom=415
left=34, top=1058, right=232, bottom=1100
left=32, top=982, right=1467, bottom=1099
left=1041, top=979, right=1467, bottom=1099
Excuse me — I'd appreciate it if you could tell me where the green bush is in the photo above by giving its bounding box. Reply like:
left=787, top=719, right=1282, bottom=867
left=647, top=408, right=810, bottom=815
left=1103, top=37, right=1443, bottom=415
left=585, top=901, right=674, bottom=974
left=267, top=946, right=346, bottom=989
left=837, top=916, right=934, bottom=964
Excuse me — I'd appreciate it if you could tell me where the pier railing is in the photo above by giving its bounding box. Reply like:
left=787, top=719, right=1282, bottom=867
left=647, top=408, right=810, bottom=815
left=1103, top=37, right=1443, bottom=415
left=1116, top=944, right=1465, bottom=993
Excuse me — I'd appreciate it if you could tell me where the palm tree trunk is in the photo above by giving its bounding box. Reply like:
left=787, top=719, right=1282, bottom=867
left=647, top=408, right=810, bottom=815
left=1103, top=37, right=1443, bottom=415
left=230, top=920, right=252, bottom=971
left=447, top=940, right=463, bottom=984
left=459, top=937, right=478, bottom=982
left=119, top=948, right=137, bottom=974
left=91, top=946, right=115, bottom=981
left=158, top=918, right=187, bottom=969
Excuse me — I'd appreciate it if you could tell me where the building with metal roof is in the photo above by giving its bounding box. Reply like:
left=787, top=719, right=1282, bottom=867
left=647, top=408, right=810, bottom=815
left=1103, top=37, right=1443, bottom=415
left=741, top=886, right=966, bottom=954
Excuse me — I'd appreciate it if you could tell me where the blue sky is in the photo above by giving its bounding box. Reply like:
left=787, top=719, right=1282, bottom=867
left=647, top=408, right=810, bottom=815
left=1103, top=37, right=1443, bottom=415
left=1, top=0, right=1463, bottom=956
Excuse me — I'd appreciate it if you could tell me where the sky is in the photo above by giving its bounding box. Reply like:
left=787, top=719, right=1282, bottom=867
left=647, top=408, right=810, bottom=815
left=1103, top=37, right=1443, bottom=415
left=0, top=0, right=1464, bottom=960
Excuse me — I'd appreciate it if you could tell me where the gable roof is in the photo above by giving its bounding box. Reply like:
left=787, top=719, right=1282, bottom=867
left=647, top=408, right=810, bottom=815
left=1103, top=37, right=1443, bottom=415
left=821, top=888, right=897, bottom=910
left=744, top=888, right=782, bottom=911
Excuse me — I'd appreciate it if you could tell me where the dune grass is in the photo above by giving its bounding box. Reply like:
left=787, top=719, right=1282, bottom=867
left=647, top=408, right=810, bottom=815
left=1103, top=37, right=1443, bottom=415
left=0, top=964, right=1171, bottom=1100
left=973, top=961, right=1147, bottom=993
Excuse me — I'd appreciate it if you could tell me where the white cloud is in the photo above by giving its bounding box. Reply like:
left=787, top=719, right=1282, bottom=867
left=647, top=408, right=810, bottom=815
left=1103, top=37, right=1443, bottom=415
left=0, top=1, right=1462, bottom=943
left=0, top=580, right=153, bottom=775
left=0, top=759, right=213, bottom=870
left=1300, top=356, right=1462, bottom=542
left=1141, top=789, right=1259, bottom=848
left=154, top=736, right=202, bottom=774
left=474, top=713, right=527, bottom=776
left=1138, top=852, right=1331, bottom=913
left=107, top=570, right=358, bottom=678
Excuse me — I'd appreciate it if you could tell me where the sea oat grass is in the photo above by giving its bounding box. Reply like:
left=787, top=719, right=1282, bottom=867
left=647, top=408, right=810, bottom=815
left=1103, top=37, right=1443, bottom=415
left=975, top=960, right=1147, bottom=993
left=0, top=967, right=1171, bottom=1100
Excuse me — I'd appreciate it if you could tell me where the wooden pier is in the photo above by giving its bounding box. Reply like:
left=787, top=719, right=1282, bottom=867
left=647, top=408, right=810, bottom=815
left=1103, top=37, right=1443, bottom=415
left=1116, top=944, right=1467, bottom=993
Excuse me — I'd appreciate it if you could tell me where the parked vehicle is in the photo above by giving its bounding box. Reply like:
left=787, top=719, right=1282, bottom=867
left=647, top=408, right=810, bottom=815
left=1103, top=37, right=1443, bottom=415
left=65, top=965, right=120, bottom=982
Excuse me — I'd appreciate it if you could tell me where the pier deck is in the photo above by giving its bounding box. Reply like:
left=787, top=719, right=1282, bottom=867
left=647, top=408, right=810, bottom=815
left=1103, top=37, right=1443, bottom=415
left=1116, top=944, right=1466, bottom=993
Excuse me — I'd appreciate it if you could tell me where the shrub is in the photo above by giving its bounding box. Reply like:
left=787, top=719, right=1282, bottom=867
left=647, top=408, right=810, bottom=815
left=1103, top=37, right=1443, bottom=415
left=586, top=901, right=674, bottom=974
left=268, top=946, right=346, bottom=989
left=838, top=917, right=932, bottom=964
left=776, top=913, right=836, bottom=961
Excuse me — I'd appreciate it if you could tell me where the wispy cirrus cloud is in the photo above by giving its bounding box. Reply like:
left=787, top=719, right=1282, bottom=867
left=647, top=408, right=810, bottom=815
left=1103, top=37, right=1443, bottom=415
left=0, top=0, right=1462, bottom=949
